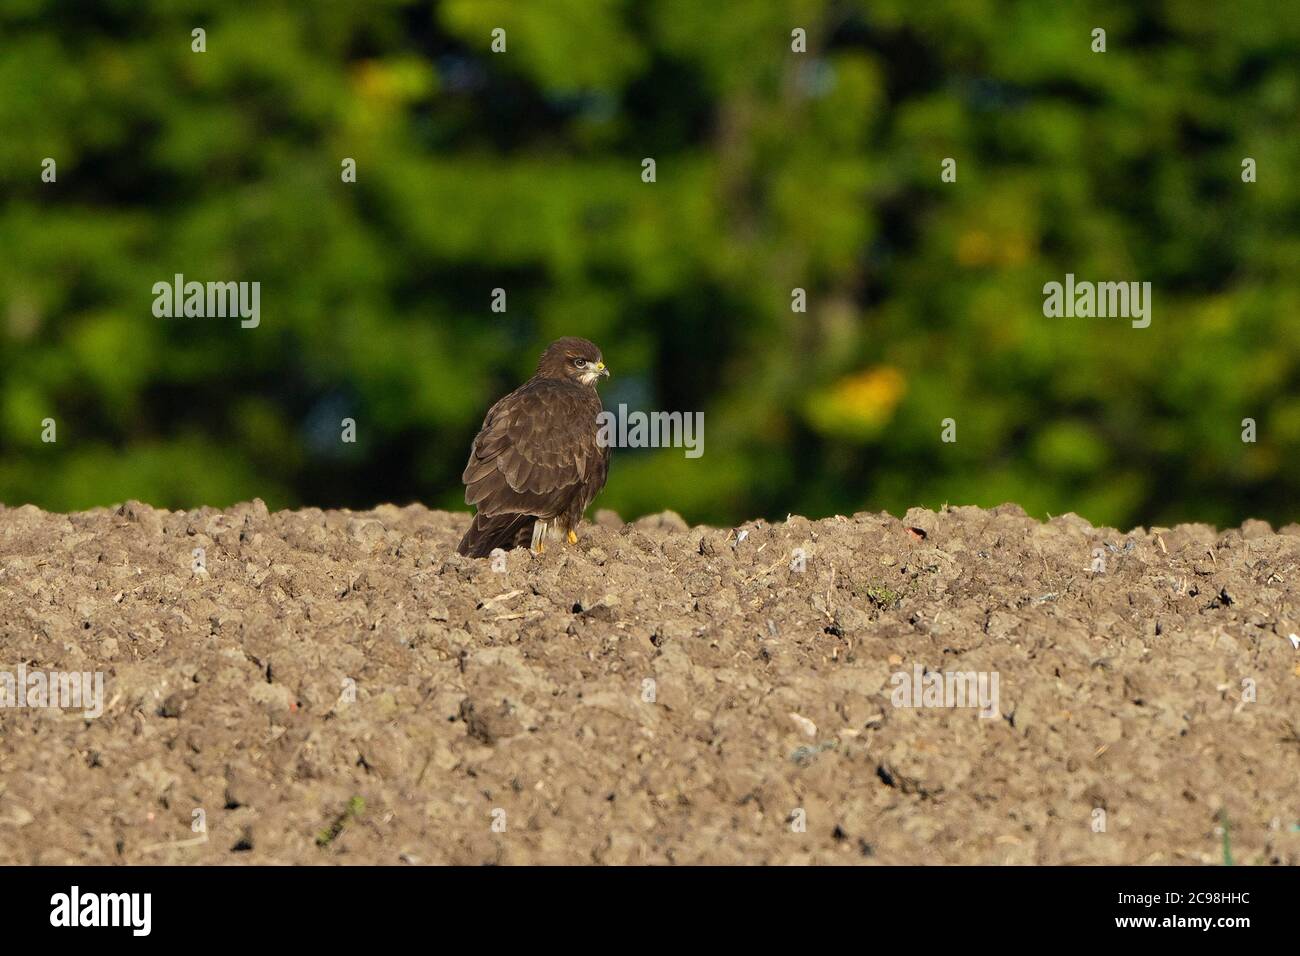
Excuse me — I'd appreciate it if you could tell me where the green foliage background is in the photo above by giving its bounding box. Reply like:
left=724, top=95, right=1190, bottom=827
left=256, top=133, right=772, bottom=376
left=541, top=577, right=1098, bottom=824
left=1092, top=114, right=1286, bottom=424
left=2, top=0, right=1298, bottom=528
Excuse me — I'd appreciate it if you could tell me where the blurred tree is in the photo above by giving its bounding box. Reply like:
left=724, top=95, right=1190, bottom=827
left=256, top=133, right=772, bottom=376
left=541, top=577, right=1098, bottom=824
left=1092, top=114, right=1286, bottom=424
left=1, top=0, right=1297, bottom=529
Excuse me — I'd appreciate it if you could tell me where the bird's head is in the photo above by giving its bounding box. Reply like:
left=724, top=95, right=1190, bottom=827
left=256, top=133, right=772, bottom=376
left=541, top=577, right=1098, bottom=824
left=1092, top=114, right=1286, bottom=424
left=537, top=337, right=609, bottom=387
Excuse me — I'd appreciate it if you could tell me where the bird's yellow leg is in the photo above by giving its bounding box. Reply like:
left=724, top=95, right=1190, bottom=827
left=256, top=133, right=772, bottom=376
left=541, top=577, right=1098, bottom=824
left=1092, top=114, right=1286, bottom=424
left=567, top=530, right=578, bottom=545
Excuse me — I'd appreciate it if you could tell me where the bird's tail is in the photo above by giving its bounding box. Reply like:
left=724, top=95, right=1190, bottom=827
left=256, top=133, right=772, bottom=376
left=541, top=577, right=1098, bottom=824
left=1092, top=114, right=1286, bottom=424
left=457, top=512, right=536, bottom=558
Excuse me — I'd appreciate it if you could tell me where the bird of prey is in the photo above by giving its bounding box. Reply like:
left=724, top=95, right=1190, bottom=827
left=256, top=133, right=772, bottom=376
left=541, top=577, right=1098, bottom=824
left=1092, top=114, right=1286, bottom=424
left=457, top=337, right=612, bottom=557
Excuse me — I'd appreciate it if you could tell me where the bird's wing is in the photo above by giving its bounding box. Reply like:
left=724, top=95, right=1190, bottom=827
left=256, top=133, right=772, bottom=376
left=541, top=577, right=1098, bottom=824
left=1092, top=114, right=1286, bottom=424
left=578, top=433, right=612, bottom=514
left=462, top=379, right=604, bottom=517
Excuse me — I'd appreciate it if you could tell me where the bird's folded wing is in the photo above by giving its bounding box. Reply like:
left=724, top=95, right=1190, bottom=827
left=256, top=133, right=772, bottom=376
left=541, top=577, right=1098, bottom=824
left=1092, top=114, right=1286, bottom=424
left=462, top=381, right=602, bottom=515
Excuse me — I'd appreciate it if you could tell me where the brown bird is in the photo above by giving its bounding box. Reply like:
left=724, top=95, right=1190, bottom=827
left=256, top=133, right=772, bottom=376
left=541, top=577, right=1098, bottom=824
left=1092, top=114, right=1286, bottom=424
left=457, top=337, right=612, bottom=557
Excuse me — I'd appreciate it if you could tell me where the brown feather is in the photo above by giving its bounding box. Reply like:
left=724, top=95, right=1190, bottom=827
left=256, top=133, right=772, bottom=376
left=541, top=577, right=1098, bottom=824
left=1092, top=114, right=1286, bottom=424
left=457, top=338, right=611, bottom=557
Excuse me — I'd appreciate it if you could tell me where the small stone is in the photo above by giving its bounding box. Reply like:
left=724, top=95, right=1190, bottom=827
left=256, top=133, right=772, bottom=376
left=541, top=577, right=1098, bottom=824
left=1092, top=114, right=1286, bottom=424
left=788, top=712, right=817, bottom=738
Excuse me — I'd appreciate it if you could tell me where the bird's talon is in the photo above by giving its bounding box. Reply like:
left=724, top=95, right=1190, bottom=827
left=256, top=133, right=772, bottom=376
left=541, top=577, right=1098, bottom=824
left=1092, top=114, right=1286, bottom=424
left=567, top=530, right=578, bottom=545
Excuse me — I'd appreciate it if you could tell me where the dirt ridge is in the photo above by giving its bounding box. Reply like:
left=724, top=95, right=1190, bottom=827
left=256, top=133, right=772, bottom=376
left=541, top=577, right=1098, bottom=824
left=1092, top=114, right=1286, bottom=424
left=0, top=500, right=1296, bottom=864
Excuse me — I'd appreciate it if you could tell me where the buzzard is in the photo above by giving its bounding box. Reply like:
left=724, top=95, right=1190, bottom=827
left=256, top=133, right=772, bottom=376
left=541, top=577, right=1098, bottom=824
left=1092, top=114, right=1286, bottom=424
left=457, top=337, right=612, bottom=557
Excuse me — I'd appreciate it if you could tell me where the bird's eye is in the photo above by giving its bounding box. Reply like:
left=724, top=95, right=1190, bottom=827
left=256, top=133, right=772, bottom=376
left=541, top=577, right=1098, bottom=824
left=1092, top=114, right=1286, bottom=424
left=574, top=358, right=587, bottom=368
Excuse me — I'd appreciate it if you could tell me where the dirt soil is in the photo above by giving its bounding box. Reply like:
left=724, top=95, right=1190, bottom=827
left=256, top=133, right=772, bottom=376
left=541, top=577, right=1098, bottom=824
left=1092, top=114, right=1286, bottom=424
left=0, top=500, right=1297, bottom=865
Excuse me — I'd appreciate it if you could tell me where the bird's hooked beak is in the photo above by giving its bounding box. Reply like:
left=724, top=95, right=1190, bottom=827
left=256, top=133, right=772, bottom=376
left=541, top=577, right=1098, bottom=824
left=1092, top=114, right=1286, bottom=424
left=578, top=359, right=609, bottom=386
